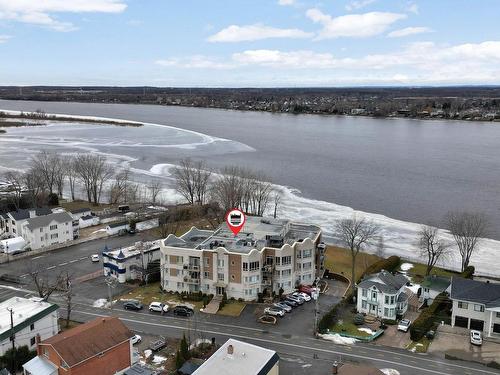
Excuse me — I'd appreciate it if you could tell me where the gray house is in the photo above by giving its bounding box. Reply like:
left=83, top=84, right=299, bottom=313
left=450, top=277, right=500, bottom=337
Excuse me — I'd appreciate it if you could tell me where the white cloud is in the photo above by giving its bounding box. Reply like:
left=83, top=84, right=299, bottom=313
left=0, top=0, right=127, bottom=31
left=306, top=8, right=406, bottom=39
left=155, top=56, right=233, bottom=70
left=232, top=49, right=340, bottom=68
left=388, top=26, right=433, bottom=38
left=278, top=0, right=295, bottom=5
left=407, top=3, right=419, bottom=14
left=208, top=24, right=313, bottom=42
left=345, top=0, right=376, bottom=11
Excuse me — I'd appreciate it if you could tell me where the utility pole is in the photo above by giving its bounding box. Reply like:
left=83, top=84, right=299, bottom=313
left=7, top=307, right=15, bottom=372
left=312, top=284, right=320, bottom=337
left=105, top=276, right=117, bottom=311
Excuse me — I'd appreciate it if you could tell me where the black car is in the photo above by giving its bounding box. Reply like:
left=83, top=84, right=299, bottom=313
left=176, top=305, right=194, bottom=314
left=283, top=298, right=298, bottom=307
left=123, top=300, right=143, bottom=311
left=173, top=306, right=193, bottom=317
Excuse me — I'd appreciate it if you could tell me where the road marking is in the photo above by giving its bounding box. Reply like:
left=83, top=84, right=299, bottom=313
left=59, top=262, right=68, bottom=266
left=69, top=308, right=499, bottom=375
left=47, top=266, right=56, bottom=270
left=79, top=257, right=87, bottom=260
left=32, top=255, right=46, bottom=260
left=69, top=259, right=79, bottom=263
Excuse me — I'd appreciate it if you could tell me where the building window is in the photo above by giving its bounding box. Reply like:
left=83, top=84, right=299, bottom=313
left=458, top=301, right=468, bottom=309
left=474, top=304, right=484, bottom=312
left=49, top=224, right=57, bottom=230
left=362, top=300, right=367, bottom=309
left=231, top=275, right=235, bottom=280
left=391, top=296, right=395, bottom=304
left=177, top=282, right=184, bottom=288
left=204, top=257, right=210, bottom=266
left=231, top=261, right=235, bottom=266
left=61, top=361, right=69, bottom=369
left=43, top=348, right=49, bottom=358
left=30, top=337, right=36, bottom=346
left=497, top=312, right=500, bottom=318
left=217, top=259, right=224, bottom=267
left=302, top=249, right=312, bottom=258
left=282, top=256, right=291, bottom=265
left=204, top=271, right=209, bottom=278
left=243, top=262, right=248, bottom=271
left=218, top=273, right=224, bottom=281
left=281, top=269, right=291, bottom=277
left=303, top=262, right=312, bottom=270
left=390, top=308, right=395, bottom=317
left=384, top=308, right=389, bottom=316
left=371, top=291, right=377, bottom=301
left=249, top=261, right=260, bottom=271
left=275, top=257, right=281, bottom=265
left=385, top=296, right=389, bottom=304
left=40, top=228, right=43, bottom=233
left=50, top=233, right=58, bottom=239
left=30, top=323, right=34, bottom=331
left=362, top=289, right=367, bottom=297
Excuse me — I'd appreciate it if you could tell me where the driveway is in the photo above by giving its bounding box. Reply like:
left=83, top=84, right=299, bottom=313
left=428, top=325, right=500, bottom=365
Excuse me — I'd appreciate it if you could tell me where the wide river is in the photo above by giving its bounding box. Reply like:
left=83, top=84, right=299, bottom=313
left=1, top=99, right=499, bottom=276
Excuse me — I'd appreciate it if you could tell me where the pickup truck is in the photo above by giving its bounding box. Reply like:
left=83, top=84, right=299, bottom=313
left=149, top=337, right=167, bottom=351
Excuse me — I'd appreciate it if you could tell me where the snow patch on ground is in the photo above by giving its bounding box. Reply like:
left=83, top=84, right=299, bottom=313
left=319, top=333, right=358, bottom=345
left=189, top=338, right=212, bottom=351
left=144, top=350, right=152, bottom=359
left=381, top=370, right=400, bottom=375
left=358, top=327, right=375, bottom=335
left=152, top=355, right=167, bottom=364
left=400, top=263, right=414, bottom=271
left=91, top=228, right=107, bottom=234
left=93, top=298, right=109, bottom=308
left=405, top=284, right=421, bottom=295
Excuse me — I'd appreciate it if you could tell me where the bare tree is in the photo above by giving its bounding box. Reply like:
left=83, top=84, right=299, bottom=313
left=272, top=192, right=281, bottom=219
left=157, top=210, right=181, bottom=237
left=335, top=216, right=380, bottom=292
left=61, top=271, right=73, bottom=328
left=74, top=154, right=114, bottom=205
left=210, top=166, right=246, bottom=211
left=109, top=168, right=131, bottom=204
left=64, top=156, right=78, bottom=201
left=418, top=225, right=449, bottom=275
left=26, top=263, right=66, bottom=300
left=24, top=168, right=46, bottom=207
left=147, top=179, right=162, bottom=205
left=172, top=159, right=211, bottom=205
left=2, top=171, right=24, bottom=209
left=446, top=211, right=488, bottom=272
left=30, top=151, right=61, bottom=195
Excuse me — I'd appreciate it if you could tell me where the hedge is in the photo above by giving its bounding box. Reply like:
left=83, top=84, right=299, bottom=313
left=461, top=265, right=475, bottom=279
left=362, top=256, right=401, bottom=278
left=410, top=291, right=451, bottom=341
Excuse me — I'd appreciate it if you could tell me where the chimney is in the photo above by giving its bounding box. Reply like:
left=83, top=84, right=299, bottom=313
left=35, top=334, right=41, bottom=345
left=29, top=209, right=36, bottom=218
left=227, top=345, right=234, bottom=355
left=332, top=361, right=338, bottom=374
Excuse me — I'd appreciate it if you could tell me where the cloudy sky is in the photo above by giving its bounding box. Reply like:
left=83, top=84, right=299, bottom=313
left=1, top=0, right=500, bottom=86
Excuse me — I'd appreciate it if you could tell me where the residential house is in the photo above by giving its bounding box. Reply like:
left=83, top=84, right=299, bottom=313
left=103, top=240, right=161, bottom=283
left=69, top=208, right=92, bottom=221
left=420, top=275, right=451, bottom=305
left=79, top=215, right=100, bottom=229
left=21, top=212, right=75, bottom=250
left=357, top=270, right=409, bottom=320
left=450, top=277, right=500, bottom=337
left=192, top=338, right=279, bottom=375
left=23, top=316, right=135, bottom=375
left=160, top=216, right=323, bottom=301
left=106, top=222, right=130, bottom=236
left=0, top=297, right=59, bottom=356
left=0, top=208, right=52, bottom=237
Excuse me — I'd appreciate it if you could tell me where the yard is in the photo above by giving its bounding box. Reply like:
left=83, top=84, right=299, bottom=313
left=217, top=300, right=247, bottom=317
left=399, top=261, right=458, bottom=284
left=117, top=282, right=204, bottom=310
left=324, top=245, right=382, bottom=282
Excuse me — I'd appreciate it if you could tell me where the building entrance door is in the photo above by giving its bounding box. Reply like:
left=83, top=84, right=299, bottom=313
left=216, top=286, right=225, bottom=295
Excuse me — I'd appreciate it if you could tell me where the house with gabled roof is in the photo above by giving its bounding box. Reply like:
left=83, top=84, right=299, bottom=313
left=21, top=211, right=75, bottom=250
left=356, top=270, right=409, bottom=319
left=420, top=275, right=451, bottom=304
left=23, top=316, right=135, bottom=375
left=450, top=276, right=500, bottom=337
left=0, top=208, right=52, bottom=237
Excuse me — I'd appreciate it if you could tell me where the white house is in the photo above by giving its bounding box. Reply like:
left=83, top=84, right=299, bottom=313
left=106, top=222, right=130, bottom=235
left=160, top=217, right=323, bottom=301
left=0, top=208, right=52, bottom=237
left=79, top=215, right=100, bottom=229
left=193, top=338, right=279, bottom=375
left=21, top=211, right=75, bottom=250
left=450, top=277, right=500, bottom=337
left=0, top=296, right=59, bottom=356
left=69, top=207, right=92, bottom=221
left=419, top=275, right=451, bottom=305
left=103, top=240, right=162, bottom=283
left=357, top=270, right=409, bottom=320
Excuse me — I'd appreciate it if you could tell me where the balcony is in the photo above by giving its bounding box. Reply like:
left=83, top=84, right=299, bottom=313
left=183, top=264, right=200, bottom=271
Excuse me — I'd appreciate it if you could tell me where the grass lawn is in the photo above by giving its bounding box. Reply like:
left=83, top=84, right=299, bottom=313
left=330, top=321, right=371, bottom=337
left=324, top=245, right=382, bottom=283
left=217, top=300, right=247, bottom=317
left=58, top=319, right=81, bottom=331
left=117, top=282, right=204, bottom=310
left=400, top=261, right=458, bottom=283
left=407, top=337, right=431, bottom=353
left=60, top=200, right=115, bottom=211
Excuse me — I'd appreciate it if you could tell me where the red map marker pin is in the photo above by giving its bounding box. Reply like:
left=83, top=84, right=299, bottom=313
left=226, top=208, right=245, bottom=236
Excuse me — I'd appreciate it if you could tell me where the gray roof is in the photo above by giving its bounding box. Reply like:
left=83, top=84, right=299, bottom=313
left=25, top=212, right=73, bottom=231
left=9, top=207, right=52, bottom=221
left=108, top=221, right=129, bottom=228
left=70, top=207, right=92, bottom=214
left=450, top=277, right=500, bottom=308
left=358, top=270, right=408, bottom=294
left=80, top=215, right=94, bottom=220
left=124, top=364, right=156, bottom=375
left=421, top=275, right=451, bottom=292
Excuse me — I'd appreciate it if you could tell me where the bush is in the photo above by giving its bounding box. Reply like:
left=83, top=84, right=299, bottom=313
left=353, top=313, right=365, bottom=325
left=238, top=298, right=244, bottom=302
left=257, top=292, right=264, bottom=303
left=410, top=292, right=450, bottom=341
left=48, top=193, right=59, bottom=206
left=461, top=265, right=475, bottom=279
left=363, top=256, right=401, bottom=277
left=0, top=345, right=36, bottom=373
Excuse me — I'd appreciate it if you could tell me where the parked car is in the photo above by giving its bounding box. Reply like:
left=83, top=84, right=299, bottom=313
left=91, top=254, right=100, bottom=262
left=173, top=306, right=193, bottom=317
left=264, top=307, right=285, bottom=317
left=176, top=305, right=195, bottom=314
left=273, top=302, right=292, bottom=312
left=299, top=285, right=314, bottom=295
left=470, top=330, right=483, bottom=346
left=397, top=319, right=411, bottom=332
left=287, top=295, right=304, bottom=305
left=131, top=334, right=142, bottom=345
left=149, top=302, right=169, bottom=313
left=123, top=300, right=143, bottom=311
left=283, top=298, right=299, bottom=307
left=293, top=292, right=311, bottom=302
